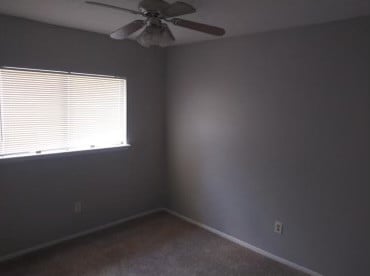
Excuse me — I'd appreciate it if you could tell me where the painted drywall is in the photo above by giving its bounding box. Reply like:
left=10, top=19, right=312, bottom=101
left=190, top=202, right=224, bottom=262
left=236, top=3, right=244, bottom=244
left=0, top=15, right=166, bottom=257
left=166, top=16, right=370, bottom=276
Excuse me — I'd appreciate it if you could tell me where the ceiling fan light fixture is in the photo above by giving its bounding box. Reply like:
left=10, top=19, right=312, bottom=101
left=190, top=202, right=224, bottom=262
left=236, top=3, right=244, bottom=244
left=159, top=24, right=175, bottom=47
left=137, top=25, right=160, bottom=47
left=136, top=24, right=174, bottom=48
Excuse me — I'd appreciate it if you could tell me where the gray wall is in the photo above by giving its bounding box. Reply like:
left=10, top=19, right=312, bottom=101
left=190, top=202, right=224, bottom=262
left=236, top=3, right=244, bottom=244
left=0, top=15, right=166, bottom=257
left=166, top=16, right=370, bottom=276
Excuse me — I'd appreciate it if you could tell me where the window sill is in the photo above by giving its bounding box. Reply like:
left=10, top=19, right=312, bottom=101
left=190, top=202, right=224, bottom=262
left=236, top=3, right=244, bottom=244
left=0, top=144, right=131, bottom=163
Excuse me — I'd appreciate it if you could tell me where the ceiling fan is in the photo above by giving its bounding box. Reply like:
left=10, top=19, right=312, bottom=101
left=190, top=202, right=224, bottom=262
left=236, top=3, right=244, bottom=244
left=85, top=0, right=226, bottom=47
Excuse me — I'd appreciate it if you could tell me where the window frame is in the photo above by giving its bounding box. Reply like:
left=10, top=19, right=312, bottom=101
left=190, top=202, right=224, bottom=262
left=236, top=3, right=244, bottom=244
left=0, top=66, right=130, bottom=161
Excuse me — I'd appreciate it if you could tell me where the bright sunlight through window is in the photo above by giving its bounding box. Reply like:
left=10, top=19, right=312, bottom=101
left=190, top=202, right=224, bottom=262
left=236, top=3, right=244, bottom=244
left=0, top=67, right=127, bottom=159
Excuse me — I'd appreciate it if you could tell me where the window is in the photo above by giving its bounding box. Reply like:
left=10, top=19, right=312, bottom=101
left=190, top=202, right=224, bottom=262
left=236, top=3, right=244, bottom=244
left=0, top=67, right=127, bottom=159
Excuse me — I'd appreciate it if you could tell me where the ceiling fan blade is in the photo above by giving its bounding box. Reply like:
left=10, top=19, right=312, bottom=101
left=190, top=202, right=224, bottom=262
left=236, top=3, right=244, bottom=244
left=85, top=1, right=143, bottom=15
left=170, top=18, right=225, bottom=36
left=162, top=1, right=196, bottom=18
left=110, top=20, right=146, bottom=40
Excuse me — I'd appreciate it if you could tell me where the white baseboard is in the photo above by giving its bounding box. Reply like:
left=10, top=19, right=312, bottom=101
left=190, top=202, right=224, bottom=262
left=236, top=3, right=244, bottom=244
left=0, top=208, right=163, bottom=263
left=164, top=208, right=323, bottom=276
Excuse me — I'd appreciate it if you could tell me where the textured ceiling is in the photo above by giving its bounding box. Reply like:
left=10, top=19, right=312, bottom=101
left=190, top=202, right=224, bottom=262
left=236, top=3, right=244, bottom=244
left=0, top=0, right=370, bottom=45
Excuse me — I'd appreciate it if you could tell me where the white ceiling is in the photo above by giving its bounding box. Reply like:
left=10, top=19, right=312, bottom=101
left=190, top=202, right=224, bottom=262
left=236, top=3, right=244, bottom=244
left=0, top=0, right=369, bottom=45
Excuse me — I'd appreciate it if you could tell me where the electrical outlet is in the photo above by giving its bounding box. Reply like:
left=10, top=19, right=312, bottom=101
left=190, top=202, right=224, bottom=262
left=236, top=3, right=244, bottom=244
left=274, top=221, right=283, bottom=234
left=74, top=201, right=82, bottom=214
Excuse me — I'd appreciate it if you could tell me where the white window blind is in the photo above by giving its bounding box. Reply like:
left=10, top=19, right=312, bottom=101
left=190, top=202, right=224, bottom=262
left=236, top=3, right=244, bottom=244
left=0, top=67, right=127, bottom=159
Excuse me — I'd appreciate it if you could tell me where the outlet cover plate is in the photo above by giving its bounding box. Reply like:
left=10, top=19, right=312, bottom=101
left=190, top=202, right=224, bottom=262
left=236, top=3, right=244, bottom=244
left=274, top=221, right=283, bottom=234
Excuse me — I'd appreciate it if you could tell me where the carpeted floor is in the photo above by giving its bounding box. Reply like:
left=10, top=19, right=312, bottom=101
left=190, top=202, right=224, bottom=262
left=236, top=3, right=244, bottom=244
left=0, top=211, right=307, bottom=276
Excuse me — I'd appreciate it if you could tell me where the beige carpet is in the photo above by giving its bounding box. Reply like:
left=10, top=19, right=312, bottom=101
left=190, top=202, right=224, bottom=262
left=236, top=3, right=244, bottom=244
left=0, top=211, right=307, bottom=276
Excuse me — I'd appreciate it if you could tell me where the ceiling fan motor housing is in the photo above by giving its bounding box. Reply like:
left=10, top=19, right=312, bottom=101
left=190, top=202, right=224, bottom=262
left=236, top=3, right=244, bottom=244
left=139, top=0, right=170, bottom=15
